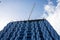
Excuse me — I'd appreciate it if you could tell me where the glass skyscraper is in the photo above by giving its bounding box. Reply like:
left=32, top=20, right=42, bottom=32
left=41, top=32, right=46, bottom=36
left=0, top=19, right=60, bottom=40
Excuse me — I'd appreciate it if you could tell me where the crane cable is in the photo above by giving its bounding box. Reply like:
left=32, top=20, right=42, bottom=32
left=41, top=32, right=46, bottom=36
left=28, top=2, right=36, bottom=20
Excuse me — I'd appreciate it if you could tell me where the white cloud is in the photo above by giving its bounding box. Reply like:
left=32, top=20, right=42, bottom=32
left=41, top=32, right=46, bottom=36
left=44, top=0, right=60, bottom=35
left=44, top=1, right=55, bottom=16
left=57, top=0, right=60, bottom=2
left=0, top=18, right=11, bottom=31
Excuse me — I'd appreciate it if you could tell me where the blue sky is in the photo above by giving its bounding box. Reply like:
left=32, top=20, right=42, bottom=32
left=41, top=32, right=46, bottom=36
left=0, top=0, right=60, bottom=35
left=0, top=0, right=57, bottom=20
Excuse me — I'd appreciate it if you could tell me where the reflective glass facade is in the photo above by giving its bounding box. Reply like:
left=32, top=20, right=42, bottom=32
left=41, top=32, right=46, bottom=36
left=0, top=19, right=60, bottom=40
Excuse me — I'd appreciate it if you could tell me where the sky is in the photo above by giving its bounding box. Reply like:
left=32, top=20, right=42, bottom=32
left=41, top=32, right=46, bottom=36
left=0, top=0, right=60, bottom=35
